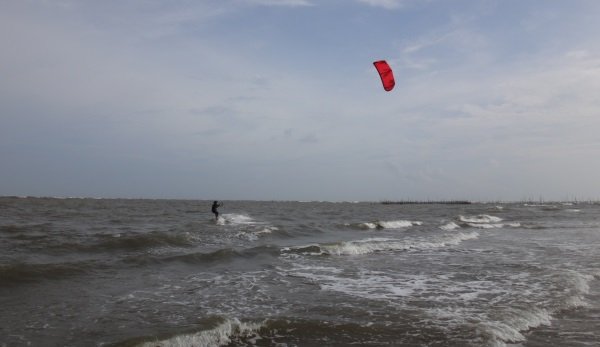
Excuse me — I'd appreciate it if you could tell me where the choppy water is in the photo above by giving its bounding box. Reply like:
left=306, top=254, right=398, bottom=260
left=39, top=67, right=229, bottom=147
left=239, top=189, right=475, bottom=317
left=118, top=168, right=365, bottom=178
left=1, top=197, right=599, bottom=347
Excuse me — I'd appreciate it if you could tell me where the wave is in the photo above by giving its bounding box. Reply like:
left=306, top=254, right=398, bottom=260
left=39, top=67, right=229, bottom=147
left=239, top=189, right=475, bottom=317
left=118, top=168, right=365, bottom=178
left=236, top=226, right=280, bottom=241
left=523, top=204, right=562, bottom=211
left=371, top=220, right=422, bottom=229
left=440, top=220, right=520, bottom=231
left=476, top=273, right=593, bottom=347
left=47, top=232, right=197, bottom=254
left=125, top=316, right=434, bottom=347
left=133, top=317, right=265, bottom=347
left=458, top=215, right=520, bottom=229
left=217, top=213, right=257, bottom=226
left=459, top=215, right=503, bottom=224
left=475, top=306, right=552, bottom=346
left=216, top=213, right=281, bottom=241
left=0, top=261, right=98, bottom=287
left=285, top=264, right=596, bottom=347
left=439, top=222, right=460, bottom=231
left=126, top=245, right=281, bottom=266
left=348, top=220, right=422, bottom=230
left=304, top=266, right=593, bottom=347
left=282, top=232, right=479, bottom=256
left=4, top=227, right=199, bottom=253
left=432, top=268, right=594, bottom=347
left=95, top=232, right=196, bottom=251
left=0, top=224, right=31, bottom=233
left=0, top=223, right=53, bottom=234
left=466, top=223, right=504, bottom=229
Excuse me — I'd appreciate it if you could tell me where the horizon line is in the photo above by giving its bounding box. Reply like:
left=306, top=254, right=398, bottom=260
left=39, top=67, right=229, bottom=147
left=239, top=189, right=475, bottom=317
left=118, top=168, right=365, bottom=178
left=2, top=195, right=599, bottom=204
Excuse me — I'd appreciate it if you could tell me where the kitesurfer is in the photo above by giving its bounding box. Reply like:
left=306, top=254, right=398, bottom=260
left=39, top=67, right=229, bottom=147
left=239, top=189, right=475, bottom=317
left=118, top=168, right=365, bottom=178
left=211, top=201, right=222, bottom=220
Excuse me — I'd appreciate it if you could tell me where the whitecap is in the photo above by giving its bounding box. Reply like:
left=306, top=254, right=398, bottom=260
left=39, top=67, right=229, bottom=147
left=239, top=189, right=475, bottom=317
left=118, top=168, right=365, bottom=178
left=136, top=318, right=264, bottom=347
left=361, top=222, right=379, bottom=229
left=291, top=232, right=480, bottom=256
left=476, top=307, right=552, bottom=346
left=440, top=222, right=460, bottom=231
left=459, top=215, right=503, bottom=224
left=379, top=220, right=422, bottom=229
left=466, top=223, right=504, bottom=229
left=360, top=220, right=422, bottom=229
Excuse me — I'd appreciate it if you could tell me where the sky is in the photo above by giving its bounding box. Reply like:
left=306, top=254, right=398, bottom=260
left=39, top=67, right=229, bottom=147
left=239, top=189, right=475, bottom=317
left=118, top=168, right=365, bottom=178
left=1, top=0, right=600, bottom=201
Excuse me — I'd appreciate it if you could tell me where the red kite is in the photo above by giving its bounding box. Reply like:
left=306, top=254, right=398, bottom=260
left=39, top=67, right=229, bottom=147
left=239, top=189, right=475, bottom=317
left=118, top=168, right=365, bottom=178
left=373, top=60, right=395, bottom=91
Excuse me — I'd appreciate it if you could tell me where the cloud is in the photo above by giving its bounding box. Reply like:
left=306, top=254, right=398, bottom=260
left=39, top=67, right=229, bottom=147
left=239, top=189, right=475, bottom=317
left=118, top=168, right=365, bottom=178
left=2, top=1, right=600, bottom=200
left=355, top=0, right=405, bottom=9
left=243, top=0, right=313, bottom=7
left=298, top=133, right=319, bottom=143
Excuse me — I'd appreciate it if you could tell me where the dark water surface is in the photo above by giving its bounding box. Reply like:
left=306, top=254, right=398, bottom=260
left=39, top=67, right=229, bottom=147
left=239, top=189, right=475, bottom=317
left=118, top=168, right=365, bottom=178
left=1, top=197, right=599, bottom=346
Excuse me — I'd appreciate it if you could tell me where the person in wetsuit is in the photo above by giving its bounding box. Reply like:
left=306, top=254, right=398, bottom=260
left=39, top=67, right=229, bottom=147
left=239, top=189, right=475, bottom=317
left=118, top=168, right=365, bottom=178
left=211, top=201, right=222, bottom=220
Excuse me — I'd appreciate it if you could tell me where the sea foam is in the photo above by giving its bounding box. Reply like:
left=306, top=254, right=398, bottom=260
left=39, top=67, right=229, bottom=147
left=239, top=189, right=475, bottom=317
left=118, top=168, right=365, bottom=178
left=440, top=222, right=460, bottom=231
left=459, top=215, right=503, bottom=224
left=361, top=220, right=422, bottom=229
left=217, top=214, right=256, bottom=225
left=458, top=215, right=520, bottom=229
left=137, top=318, right=264, bottom=347
left=283, top=231, right=479, bottom=257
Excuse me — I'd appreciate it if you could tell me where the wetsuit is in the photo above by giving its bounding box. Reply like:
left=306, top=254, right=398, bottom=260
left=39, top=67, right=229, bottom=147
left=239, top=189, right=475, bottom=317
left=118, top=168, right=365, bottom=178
left=211, top=202, right=221, bottom=219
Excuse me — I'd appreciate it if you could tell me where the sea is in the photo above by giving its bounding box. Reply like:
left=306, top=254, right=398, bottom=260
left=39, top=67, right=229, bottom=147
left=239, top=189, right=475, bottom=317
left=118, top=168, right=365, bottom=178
left=1, top=197, right=599, bottom=347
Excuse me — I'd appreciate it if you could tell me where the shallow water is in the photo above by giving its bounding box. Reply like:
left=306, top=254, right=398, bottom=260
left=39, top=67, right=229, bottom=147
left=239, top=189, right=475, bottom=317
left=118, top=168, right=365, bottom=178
left=1, top=198, right=599, bottom=346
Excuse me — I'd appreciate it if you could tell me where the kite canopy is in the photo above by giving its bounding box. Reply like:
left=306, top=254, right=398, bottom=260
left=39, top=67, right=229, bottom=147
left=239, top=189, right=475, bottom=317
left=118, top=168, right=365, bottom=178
left=373, top=60, right=395, bottom=91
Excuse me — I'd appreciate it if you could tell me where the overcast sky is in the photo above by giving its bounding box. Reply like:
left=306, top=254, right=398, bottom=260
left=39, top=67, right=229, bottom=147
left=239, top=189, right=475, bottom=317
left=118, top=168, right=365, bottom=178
left=2, top=0, right=600, bottom=201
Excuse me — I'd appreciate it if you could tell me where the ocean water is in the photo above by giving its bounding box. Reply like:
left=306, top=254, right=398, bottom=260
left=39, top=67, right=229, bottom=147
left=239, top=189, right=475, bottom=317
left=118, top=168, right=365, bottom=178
left=1, top=197, right=599, bottom=347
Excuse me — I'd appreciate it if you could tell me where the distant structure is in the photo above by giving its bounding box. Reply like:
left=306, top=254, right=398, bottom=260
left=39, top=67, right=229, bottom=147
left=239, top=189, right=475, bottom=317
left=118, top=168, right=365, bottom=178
left=381, top=200, right=471, bottom=205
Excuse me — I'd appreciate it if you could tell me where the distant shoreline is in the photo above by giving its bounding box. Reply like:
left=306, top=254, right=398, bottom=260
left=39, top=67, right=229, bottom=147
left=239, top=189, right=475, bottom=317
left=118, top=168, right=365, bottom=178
left=380, top=200, right=472, bottom=205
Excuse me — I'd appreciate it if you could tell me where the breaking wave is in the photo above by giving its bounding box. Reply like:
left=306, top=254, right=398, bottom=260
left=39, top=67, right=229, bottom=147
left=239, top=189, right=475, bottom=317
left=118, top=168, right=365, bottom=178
left=367, top=220, right=422, bottom=229
left=134, top=318, right=265, bottom=347
left=348, top=220, right=422, bottom=230
left=459, top=215, right=503, bottom=224
left=474, top=269, right=593, bottom=347
left=282, top=231, right=479, bottom=256
left=459, top=215, right=520, bottom=229
left=440, top=222, right=460, bottom=231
